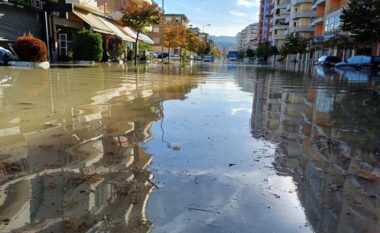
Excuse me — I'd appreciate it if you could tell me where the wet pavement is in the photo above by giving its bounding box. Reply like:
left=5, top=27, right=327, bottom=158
left=0, top=63, right=379, bottom=233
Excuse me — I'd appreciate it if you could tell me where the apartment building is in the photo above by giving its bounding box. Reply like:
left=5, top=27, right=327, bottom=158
left=97, top=0, right=149, bottom=19
left=287, top=0, right=316, bottom=38
left=271, top=0, right=290, bottom=47
left=146, top=14, right=189, bottom=53
left=258, top=0, right=274, bottom=42
left=311, top=0, right=347, bottom=41
left=236, top=23, right=259, bottom=50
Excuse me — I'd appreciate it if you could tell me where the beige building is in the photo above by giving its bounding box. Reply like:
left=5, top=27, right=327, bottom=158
left=236, top=23, right=259, bottom=51
left=270, top=0, right=290, bottom=47
left=147, top=14, right=190, bottom=54
left=97, top=0, right=150, bottom=19
left=287, top=0, right=316, bottom=38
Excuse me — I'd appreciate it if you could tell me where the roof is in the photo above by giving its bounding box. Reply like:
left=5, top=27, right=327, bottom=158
left=163, top=14, right=189, bottom=23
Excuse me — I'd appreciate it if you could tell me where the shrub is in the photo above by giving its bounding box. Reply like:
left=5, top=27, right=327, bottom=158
left=15, top=33, right=48, bottom=62
left=72, top=29, right=103, bottom=62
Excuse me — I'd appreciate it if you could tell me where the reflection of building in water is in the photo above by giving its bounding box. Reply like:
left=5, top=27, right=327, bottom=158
left=250, top=71, right=380, bottom=233
left=0, top=66, right=199, bottom=232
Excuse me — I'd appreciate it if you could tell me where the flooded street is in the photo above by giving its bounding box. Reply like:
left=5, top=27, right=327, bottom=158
left=0, top=64, right=379, bottom=233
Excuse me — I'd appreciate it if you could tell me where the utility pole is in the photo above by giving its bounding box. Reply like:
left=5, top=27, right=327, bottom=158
left=161, top=0, right=165, bottom=63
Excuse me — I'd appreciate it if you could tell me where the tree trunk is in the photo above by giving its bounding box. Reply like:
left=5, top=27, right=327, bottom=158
left=134, top=32, right=140, bottom=66
left=168, top=47, right=170, bottom=63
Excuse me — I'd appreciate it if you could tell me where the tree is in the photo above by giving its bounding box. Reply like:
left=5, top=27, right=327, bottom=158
left=238, top=50, right=245, bottom=59
left=256, top=42, right=278, bottom=61
left=72, top=29, right=103, bottom=62
left=162, top=22, right=187, bottom=62
left=246, top=48, right=255, bottom=58
left=211, top=48, right=221, bottom=58
left=122, top=1, right=162, bottom=65
left=341, top=0, right=380, bottom=43
left=279, top=34, right=309, bottom=56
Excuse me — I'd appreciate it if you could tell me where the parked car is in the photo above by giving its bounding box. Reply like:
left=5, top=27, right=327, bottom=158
left=0, top=46, right=17, bottom=66
left=169, top=54, right=179, bottom=60
left=203, top=55, right=214, bottom=62
left=255, top=57, right=265, bottom=65
left=194, top=56, right=202, bottom=61
left=335, top=55, right=380, bottom=70
left=157, top=53, right=169, bottom=59
left=315, top=55, right=341, bottom=67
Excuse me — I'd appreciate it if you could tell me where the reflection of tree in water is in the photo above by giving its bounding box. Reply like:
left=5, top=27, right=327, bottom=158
left=0, top=65, right=200, bottom=233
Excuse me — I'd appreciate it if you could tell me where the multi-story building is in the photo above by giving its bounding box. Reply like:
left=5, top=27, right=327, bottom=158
left=287, top=0, right=316, bottom=38
left=146, top=14, right=189, bottom=54
left=259, top=0, right=274, bottom=42
left=236, top=23, right=259, bottom=51
left=97, top=0, right=150, bottom=19
left=270, top=0, right=290, bottom=47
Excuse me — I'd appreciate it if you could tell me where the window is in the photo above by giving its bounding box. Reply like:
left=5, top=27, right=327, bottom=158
left=59, top=34, right=68, bottom=56
left=153, top=27, right=160, bottom=33
left=175, top=17, right=181, bottom=23
left=293, top=22, right=297, bottom=27
left=165, top=17, right=172, bottom=22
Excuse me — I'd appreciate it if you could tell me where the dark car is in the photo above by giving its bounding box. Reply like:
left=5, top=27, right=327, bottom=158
left=315, top=55, right=341, bottom=67
left=157, top=53, right=169, bottom=59
left=335, top=55, right=380, bottom=70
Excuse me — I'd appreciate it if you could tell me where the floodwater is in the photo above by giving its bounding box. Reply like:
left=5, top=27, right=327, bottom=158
left=0, top=63, right=378, bottom=233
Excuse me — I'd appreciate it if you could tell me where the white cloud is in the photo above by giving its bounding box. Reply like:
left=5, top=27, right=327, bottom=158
left=228, top=10, right=247, bottom=17
left=236, top=0, right=255, bottom=7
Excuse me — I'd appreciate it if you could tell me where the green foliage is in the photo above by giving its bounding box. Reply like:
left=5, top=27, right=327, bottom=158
left=72, top=29, right=103, bottom=61
left=341, top=0, right=380, bottom=42
left=139, top=41, right=152, bottom=51
left=246, top=48, right=255, bottom=57
left=279, top=35, right=309, bottom=56
left=238, top=50, right=245, bottom=59
left=15, top=33, right=48, bottom=62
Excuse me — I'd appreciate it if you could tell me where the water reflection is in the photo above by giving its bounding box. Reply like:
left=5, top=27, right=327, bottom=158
left=251, top=67, right=380, bottom=233
left=0, top=65, right=199, bottom=233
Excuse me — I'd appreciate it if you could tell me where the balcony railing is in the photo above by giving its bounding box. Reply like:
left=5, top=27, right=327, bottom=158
left=274, top=14, right=288, bottom=21
left=291, top=0, right=314, bottom=5
left=275, top=3, right=288, bottom=9
left=290, top=11, right=316, bottom=19
left=274, top=35, right=287, bottom=40
left=310, top=16, right=323, bottom=26
left=286, top=3, right=291, bottom=11
left=292, top=25, right=314, bottom=32
left=274, top=25, right=289, bottom=30
left=311, top=0, right=326, bottom=9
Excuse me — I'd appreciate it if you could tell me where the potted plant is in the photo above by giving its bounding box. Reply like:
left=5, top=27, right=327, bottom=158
left=72, top=29, right=103, bottom=64
left=10, top=33, right=49, bottom=68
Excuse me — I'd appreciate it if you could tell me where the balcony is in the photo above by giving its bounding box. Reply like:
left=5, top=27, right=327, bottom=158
left=275, top=3, right=288, bottom=9
left=311, top=0, right=326, bottom=9
left=285, top=16, right=290, bottom=23
left=284, top=29, right=289, bottom=36
left=274, top=14, right=288, bottom=21
left=293, top=25, right=314, bottom=32
left=291, top=0, right=314, bottom=6
left=311, top=16, right=323, bottom=26
left=274, top=35, right=287, bottom=40
left=290, top=11, right=316, bottom=19
left=286, top=3, right=291, bottom=11
left=274, top=25, right=288, bottom=30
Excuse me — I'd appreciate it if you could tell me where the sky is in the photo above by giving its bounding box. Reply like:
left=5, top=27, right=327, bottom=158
left=159, top=0, right=260, bottom=37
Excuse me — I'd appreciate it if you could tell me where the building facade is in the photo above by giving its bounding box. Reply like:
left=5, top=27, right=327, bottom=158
left=236, top=23, right=259, bottom=51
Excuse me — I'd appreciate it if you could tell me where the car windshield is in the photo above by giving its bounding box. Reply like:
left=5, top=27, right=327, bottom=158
left=318, top=56, right=327, bottom=62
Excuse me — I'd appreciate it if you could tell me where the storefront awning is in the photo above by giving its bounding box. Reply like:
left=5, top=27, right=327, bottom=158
left=139, top=33, right=154, bottom=45
left=98, top=17, right=135, bottom=42
left=121, top=27, right=154, bottom=44
left=73, top=10, right=114, bottom=35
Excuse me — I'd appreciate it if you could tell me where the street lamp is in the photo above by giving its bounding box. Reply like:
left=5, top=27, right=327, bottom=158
left=161, top=0, right=165, bottom=63
left=203, top=24, right=211, bottom=33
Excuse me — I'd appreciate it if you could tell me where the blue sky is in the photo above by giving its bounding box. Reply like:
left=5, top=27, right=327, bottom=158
left=158, top=0, right=260, bottom=36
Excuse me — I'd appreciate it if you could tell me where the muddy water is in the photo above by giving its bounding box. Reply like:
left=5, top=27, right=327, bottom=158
left=0, top=64, right=379, bottom=233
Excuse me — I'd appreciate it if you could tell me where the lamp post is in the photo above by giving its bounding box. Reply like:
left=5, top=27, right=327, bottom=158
left=161, top=0, right=165, bottom=63
left=203, top=24, right=211, bottom=33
